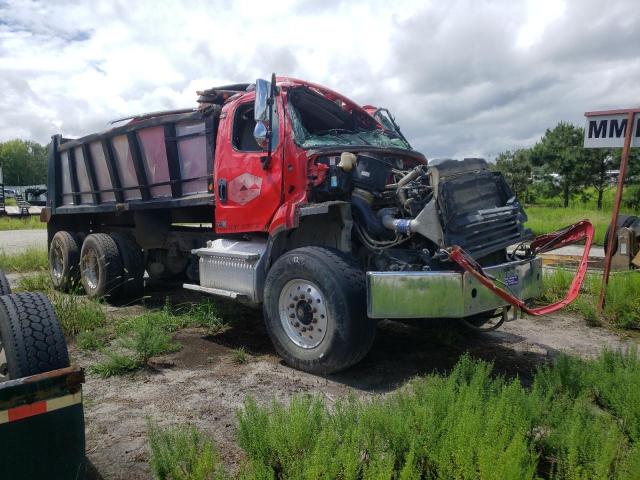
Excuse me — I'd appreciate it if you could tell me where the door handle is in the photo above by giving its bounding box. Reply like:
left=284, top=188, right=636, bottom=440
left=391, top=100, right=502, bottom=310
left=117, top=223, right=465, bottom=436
left=217, top=179, right=227, bottom=204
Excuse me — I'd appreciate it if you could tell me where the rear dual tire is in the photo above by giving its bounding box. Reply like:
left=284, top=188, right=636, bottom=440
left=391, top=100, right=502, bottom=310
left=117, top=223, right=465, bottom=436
left=263, top=247, right=376, bottom=375
left=49, top=231, right=145, bottom=302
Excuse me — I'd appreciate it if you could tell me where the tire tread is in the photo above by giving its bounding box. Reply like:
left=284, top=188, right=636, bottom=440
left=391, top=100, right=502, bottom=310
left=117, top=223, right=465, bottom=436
left=0, top=292, right=70, bottom=378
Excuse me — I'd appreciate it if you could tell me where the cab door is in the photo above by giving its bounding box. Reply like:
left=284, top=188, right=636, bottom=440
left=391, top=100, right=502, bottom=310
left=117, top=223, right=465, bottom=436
left=213, top=95, right=284, bottom=233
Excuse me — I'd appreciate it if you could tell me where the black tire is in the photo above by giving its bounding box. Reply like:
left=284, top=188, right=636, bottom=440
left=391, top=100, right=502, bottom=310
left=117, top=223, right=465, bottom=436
left=110, top=233, right=145, bottom=301
left=263, top=247, right=376, bottom=374
left=48, top=231, right=80, bottom=292
left=0, top=292, right=70, bottom=379
left=604, top=215, right=637, bottom=254
left=0, top=270, right=10, bottom=296
left=80, top=233, right=123, bottom=300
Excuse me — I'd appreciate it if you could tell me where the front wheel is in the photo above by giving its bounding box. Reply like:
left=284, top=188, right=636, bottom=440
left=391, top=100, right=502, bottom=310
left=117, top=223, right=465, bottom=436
left=263, top=247, right=376, bottom=374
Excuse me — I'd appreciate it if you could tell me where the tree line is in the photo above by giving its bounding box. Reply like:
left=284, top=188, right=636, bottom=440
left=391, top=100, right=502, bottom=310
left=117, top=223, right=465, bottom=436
left=0, top=139, right=48, bottom=186
left=492, top=122, right=640, bottom=210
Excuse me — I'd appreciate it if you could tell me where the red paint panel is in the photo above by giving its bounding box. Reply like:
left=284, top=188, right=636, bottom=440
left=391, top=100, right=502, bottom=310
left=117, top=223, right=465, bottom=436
left=213, top=96, right=285, bottom=233
left=8, top=401, right=47, bottom=422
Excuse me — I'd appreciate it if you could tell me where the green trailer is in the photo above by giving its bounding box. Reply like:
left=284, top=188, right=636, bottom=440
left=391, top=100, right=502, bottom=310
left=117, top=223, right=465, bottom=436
left=0, top=271, right=86, bottom=480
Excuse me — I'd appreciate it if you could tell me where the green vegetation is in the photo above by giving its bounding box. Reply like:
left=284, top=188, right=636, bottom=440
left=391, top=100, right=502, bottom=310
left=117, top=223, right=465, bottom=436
left=0, top=247, right=47, bottom=272
left=91, top=299, right=226, bottom=377
left=76, top=328, right=108, bottom=351
left=234, top=351, right=640, bottom=479
left=0, top=139, right=48, bottom=185
left=525, top=206, right=612, bottom=245
left=16, top=270, right=52, bottom=292
left=50, top=291, right=107, bottom=336
left=232, top=347, right=248, bottom=364
left=90, top=352, right=140, bottom=377
left=0, top=215, right=44, bottom=231
left=544, top=269, right=640, bottom=330
left=142, top=350, right=640, bottom=478
left=147, top=419, right=226, bottom=480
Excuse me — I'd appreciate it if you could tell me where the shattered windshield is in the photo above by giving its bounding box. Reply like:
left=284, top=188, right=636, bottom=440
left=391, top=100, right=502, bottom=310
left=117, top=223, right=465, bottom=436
left=286, top=87, right=412, bottom=150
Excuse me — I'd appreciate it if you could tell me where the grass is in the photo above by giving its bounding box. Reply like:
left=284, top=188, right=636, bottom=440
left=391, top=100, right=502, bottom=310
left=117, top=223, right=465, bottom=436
left=543, top=269, right=640, bottom=329
left=90, top=352, right=140, bottom=377
left=0, top=215, right=45, bottom=231
left=0, top=247, right=47, bottom=272
left=234, top=350, right=640, bottom=480
left=91, top=299, right=225, bottom=377
left=525, top=206, right=613, bottom=245
left=50, top=290, right=107, bottom=336
left=147, top=419, right=226, bottom=480
left=76, top=328, right=108, bottom=351
left=16, top=270, right=52, bottom=292
left=232, top=347, right=248, bottom=364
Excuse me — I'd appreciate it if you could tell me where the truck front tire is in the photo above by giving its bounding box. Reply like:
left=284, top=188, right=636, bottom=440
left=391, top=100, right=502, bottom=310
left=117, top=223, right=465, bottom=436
left=0, top=292, right=70, bottom=379
left=263, top=247, right=376, bottom=374
left=49, top=231, right=80, bottom=292
left=80, top=233, right=123, bottom=300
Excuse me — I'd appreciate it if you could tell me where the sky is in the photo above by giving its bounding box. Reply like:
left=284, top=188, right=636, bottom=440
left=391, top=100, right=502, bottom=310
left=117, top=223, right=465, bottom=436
left=0, top=0, right=639, bottom=160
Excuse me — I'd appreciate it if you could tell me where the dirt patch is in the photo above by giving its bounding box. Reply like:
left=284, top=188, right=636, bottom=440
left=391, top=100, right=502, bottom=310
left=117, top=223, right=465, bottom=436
left=76, top=288, right=637, bottom=479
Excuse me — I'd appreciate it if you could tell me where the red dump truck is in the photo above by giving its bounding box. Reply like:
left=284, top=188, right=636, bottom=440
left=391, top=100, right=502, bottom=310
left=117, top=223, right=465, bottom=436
left=44, top=76, right=593, bottom=373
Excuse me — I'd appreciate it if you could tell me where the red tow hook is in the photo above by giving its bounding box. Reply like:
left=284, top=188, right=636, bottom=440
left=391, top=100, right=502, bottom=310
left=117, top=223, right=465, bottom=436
left=447, top=220, right=595, bottom=316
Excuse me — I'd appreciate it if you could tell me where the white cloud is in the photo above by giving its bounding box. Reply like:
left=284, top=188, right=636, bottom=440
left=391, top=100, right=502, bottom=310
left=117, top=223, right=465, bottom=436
left=0, top=0, right=638, bottom=160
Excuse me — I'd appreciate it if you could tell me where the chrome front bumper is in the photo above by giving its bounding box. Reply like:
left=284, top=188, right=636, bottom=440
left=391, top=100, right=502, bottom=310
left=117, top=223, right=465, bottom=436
left=366, top=257, right=543, bottom=319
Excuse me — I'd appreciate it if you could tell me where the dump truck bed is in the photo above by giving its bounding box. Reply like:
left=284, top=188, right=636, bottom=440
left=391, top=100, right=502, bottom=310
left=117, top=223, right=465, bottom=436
left=47, top=108, right=219, bottom=215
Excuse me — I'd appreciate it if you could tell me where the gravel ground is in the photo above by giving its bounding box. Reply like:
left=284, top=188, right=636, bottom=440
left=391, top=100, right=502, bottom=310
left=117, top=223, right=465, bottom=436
left=0, top=229, right=47, bottom=253
left=69, top=287, right=635, bottom=480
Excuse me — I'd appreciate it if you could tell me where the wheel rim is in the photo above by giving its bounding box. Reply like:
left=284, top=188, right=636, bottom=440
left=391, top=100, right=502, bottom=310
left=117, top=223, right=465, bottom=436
left=278, top=279, right=328, bottom=349
left=0, top=339, right=8, bottom=382
left=81, top=250, right=99, bottom=290
left=51, top=242, right=65, bottom=281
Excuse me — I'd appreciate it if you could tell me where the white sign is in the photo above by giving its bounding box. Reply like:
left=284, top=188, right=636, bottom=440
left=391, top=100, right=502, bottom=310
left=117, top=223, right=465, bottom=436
left=584, top=113, right=640, bottom=148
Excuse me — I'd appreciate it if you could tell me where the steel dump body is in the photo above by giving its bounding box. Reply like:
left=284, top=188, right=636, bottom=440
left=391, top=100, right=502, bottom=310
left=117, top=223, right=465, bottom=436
left=47, top=109, right=218, bottom=216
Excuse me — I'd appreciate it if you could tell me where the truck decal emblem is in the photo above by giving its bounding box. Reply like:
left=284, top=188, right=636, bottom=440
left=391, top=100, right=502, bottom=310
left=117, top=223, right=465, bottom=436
left=228, top=173, right=262, bottom=205
left=504, top=273, right=519, bottom=287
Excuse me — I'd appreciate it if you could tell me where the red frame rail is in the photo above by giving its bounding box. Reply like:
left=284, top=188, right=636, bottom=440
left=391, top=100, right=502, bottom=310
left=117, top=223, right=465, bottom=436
left=448, top=220, right=594, bottom=316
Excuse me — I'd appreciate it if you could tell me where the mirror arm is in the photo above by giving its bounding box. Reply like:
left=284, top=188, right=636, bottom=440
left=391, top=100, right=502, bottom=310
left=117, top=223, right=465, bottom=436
left=262, top=72, right=277, bottom=170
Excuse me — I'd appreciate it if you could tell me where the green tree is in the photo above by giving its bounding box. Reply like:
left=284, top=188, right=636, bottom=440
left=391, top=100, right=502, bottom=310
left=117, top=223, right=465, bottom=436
left=529, top=122, right=589, bottom=208
left=583, top=149, right=613, bottom=210
left=0, top=139, right=48, bottom=186
left=493, top=149, right=532, bottom=202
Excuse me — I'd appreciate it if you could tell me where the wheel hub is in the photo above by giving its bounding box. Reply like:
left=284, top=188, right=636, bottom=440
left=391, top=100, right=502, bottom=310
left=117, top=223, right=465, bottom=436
left=51, top=243, right=64, bottom=280
left=278, top=279, right=328, bottom=349
left=81, top=251, right=99, bottom=290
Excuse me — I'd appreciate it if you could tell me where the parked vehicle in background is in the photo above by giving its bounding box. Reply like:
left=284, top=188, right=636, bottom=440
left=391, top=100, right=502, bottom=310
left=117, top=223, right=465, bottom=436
left=43, top=76, right=593, bottom=373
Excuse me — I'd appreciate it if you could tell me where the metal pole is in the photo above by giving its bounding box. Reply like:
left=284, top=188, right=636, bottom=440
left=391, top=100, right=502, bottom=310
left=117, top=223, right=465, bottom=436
left=598, top=110, right=635, bottom=311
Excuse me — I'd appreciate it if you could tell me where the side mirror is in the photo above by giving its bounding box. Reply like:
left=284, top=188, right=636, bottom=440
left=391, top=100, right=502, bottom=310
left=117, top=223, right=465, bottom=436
left=254, top=79, right=271, bottom=122
left=253, top=121, right=269, bottom=150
